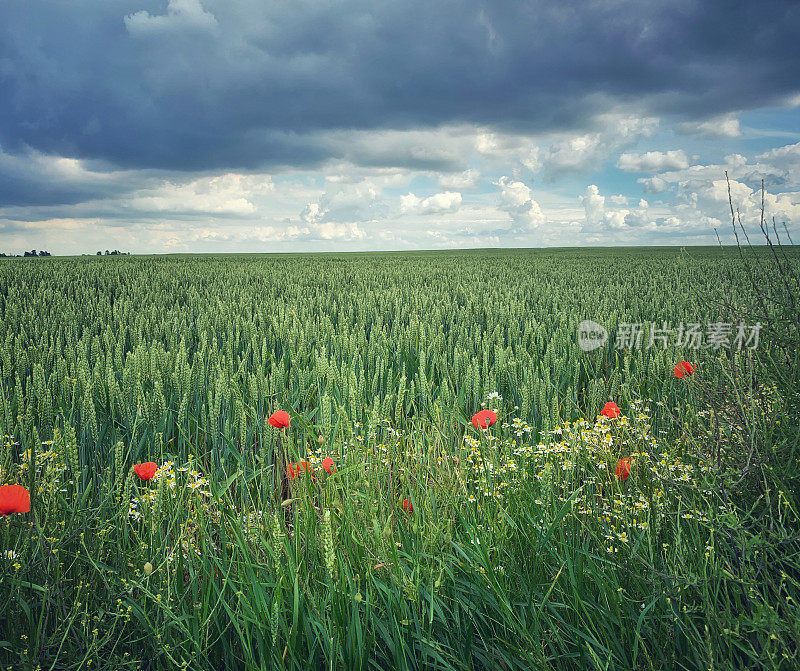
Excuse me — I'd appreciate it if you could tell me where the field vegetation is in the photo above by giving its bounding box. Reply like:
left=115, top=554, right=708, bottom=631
left=0, top=245, right=798, bottom=670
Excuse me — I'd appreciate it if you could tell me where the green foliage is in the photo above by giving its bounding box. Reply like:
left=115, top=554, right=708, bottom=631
left=0, top=248, right=797, bottom=670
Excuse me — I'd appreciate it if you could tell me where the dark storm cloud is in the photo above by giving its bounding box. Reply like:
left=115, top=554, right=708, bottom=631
left=0, top=0, right=798, bottom=176
left=0, top=150, right=162, bottom=207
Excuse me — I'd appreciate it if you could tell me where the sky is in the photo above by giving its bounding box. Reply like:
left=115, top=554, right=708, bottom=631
left=1, top=0, right=799, bottom=254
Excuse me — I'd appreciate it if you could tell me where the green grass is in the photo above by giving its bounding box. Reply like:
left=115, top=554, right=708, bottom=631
left=0, top=248, right=798, bottom=670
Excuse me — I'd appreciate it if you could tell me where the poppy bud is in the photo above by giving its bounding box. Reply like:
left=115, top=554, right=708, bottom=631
left=143, top=562, right=153, bottom=576
left=318, top=435, right=325, bottom=445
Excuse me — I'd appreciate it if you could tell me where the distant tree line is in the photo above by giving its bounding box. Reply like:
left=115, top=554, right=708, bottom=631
left=0, top=249, right=52, bottom=257
left=0, top=249, right=132, bottom=258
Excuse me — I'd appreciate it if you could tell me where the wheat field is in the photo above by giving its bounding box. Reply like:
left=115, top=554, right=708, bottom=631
left=0, top=248, right=797, bottom=670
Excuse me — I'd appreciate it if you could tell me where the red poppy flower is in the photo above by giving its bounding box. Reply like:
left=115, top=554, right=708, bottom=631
left=471, top=409, right=497, bottom=430
left=0, top=484, right=30, bottom=516
left=322, top=457, right=335, bottom=474
left=268, top=410, right=291, bottom=429
left=133, top=462, right=158, bottom=481
left=401, top=498, right=414, bottom=514
left=615, top=457, right=632, bottom=480
left=674, top=361, right=695, bottom=378
left=601, top=402, right=621, bottom=419
left=287, top=460, right=313, bottom=479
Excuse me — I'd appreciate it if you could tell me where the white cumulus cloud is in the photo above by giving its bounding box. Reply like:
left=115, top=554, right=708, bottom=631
left=125, top=0, right=218, bottom=34
left=400, top=191, right=462, bottom=215
left=123, top=173, right=270, bottom=215
left=756, top=142, right=800, bottom=168
left=439, top=169, right=481, bottom=190
left=678, top=115, right=742, bottom=138
left=495, top=176, right=545, bottom=230
left=618, top=150, right=690, bottom=172
left=539, top=114, right=659, bottom=177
